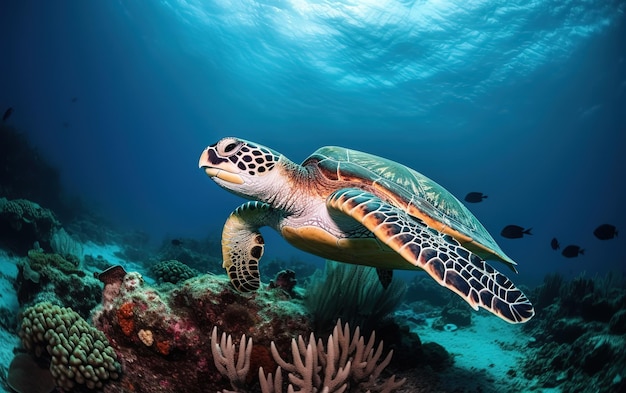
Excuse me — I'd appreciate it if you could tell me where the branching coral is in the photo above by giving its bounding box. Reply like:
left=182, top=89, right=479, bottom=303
left=211, top=326, right=253, bottom=391
left=212, top=320, right=405, bottom=393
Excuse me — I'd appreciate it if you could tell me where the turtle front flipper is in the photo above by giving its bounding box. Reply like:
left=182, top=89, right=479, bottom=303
left=222, top=201, right=276, bottom=292
left=327, top=189, right=535, bottom=323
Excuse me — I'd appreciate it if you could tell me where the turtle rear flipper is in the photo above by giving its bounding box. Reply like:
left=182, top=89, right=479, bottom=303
left=327, top=188, right=535, bottom=324
left=222, top=201, right=276, bottom=292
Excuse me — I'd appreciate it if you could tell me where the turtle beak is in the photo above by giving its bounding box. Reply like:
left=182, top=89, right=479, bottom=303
left=198, top=148, right=245, bottom=185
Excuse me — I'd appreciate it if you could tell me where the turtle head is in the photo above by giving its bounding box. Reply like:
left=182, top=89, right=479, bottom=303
left=199, top=137, right=282, bottom=199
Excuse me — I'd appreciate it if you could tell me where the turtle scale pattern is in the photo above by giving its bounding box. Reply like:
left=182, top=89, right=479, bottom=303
left=305, top=146, right=516, bottom=270
left=198, top=137, right=535, bottom=324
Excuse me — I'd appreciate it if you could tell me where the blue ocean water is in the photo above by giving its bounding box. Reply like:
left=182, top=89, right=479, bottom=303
left=1, top=0, right=624, bottom=286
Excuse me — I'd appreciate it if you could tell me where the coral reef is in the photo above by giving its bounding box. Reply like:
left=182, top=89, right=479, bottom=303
left=17, top=302, right=121, bottom=390
left=92, top=269, right=312, bottom=392
left=0, top=197, right=61, bottom=254
left=522, top=272, right=626, bottom=392
left=151, top=259, right=199, bottom=284
left=211, top=320, right=405, bottom=393
left=304, top=261, right=406, bottom=335
left=15, top=249, right=100, bottom=318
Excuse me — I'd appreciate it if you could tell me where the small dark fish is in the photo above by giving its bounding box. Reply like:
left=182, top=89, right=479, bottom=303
left=501, top=225, right=532, bottom=239
left=551, top=238, right=560, bottom=250
left=71, top=97, right=78, bottom=103
left=464, top=192, right=488, bottom=203
left=593, top=224, right=618, bottom=240
left=562, top=245, right=584, bottom=258
left=2, top=107, right=13, bottom=121
left=171, top=239, right=183, bottom=246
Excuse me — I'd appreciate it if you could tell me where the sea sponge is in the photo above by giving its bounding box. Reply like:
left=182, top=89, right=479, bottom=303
left=26, top=249, right=84, bottom=276
left=18, top=302, right=121, bottom=390
left=152, top=259, right=197, bottom=284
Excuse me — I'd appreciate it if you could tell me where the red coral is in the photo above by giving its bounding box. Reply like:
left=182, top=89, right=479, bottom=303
left=116, top=302, right=135, bottom=336
left=156, top=340, right=171, bottom=356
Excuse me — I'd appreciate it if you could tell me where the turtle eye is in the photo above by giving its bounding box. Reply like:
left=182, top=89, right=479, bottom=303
left=217, top=138, right=243, bottom=156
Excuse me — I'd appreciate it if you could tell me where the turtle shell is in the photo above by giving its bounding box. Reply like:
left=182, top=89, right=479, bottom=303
left=304, top=146, right=517, bottom=271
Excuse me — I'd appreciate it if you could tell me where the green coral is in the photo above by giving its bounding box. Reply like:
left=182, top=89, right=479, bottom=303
left=0, top=198, right=60, bottom=233
left=26, top=249, right=82, bottom=275
left=151, top=259, right=198, bottom=284
left=18, top=302, right=121, bottom=390
left=17, top=250, right=99, bottom=319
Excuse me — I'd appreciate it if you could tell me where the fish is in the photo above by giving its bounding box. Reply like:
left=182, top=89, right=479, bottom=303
left=562, top=245, right=584, bottom=258
left=551, top=238, right=560, bottom=250
left=71, top=97, right=78, bottom=103
left=171, top=239, right=183, bottom=246
left=500, top=225, right=532, bottom=239
left=2, top=107, right=13, bottom=121
left=464, top=192, right=488, bottom=203
left=593, top=224, right=618, bottom=240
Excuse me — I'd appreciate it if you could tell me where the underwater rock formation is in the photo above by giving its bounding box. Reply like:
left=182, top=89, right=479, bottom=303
left=92, top=268, right=313, bottom=392
left=522, top=272, right=626, bottom=392
left=0, top=198, right=61, bottom=254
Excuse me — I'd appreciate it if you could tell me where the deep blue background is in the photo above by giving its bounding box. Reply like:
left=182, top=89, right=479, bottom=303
left=1, top=1, right=624, bottom=286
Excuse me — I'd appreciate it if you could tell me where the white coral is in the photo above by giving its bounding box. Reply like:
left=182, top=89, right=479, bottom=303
left=211, top=320, right=405, bottom=393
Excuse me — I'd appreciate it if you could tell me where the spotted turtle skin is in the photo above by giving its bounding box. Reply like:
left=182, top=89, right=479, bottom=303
left=199, top=137, right=534, bottom=323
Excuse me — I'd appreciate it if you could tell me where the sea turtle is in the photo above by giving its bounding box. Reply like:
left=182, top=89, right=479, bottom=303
left=198, top=137, right=534, bottom=323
